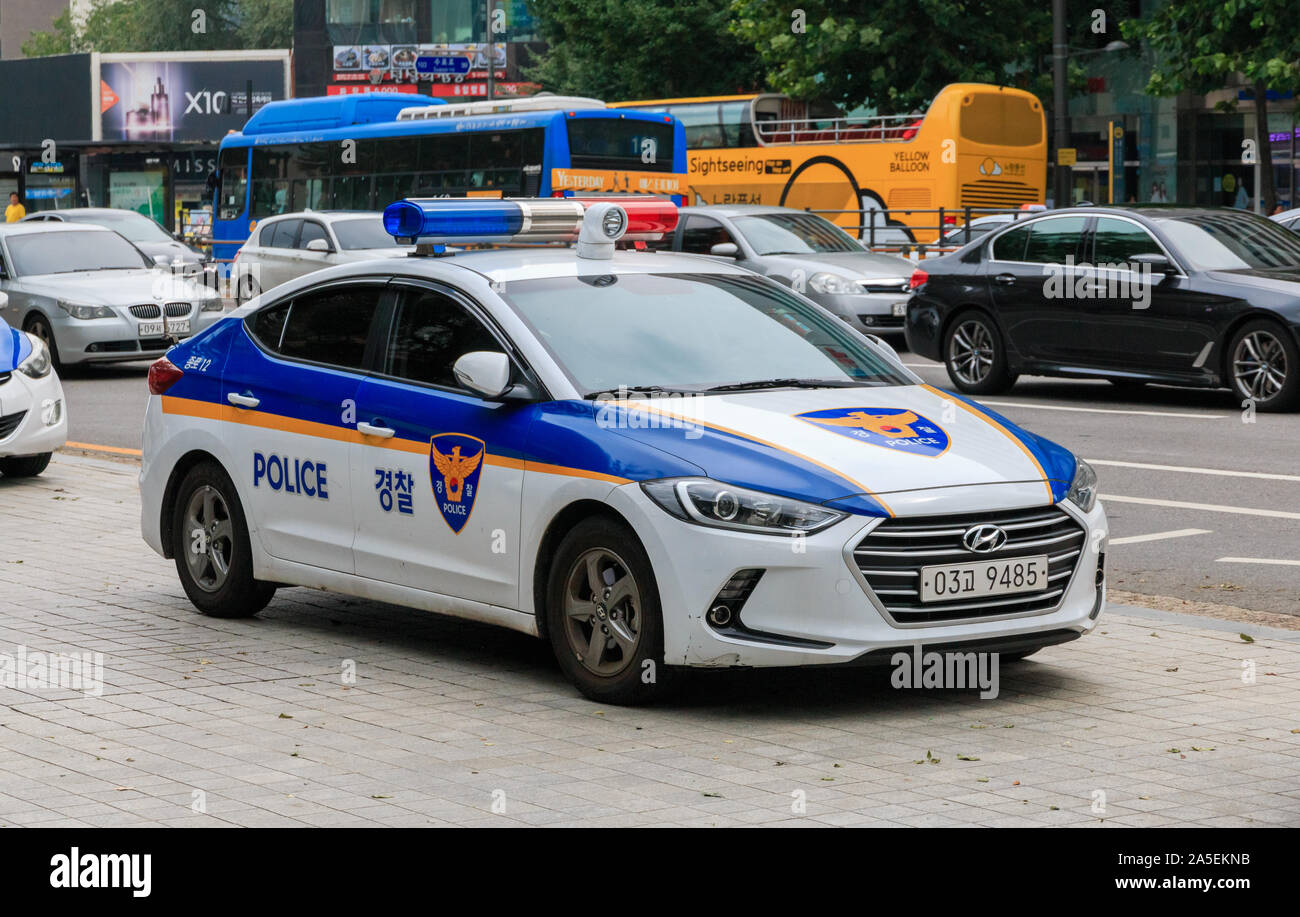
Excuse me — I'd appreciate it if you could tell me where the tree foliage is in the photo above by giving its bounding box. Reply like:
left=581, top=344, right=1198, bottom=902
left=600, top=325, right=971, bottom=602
left=1123, top=0, right=1300, bottom=211
left=22, top=0, right=293, bottom=56
left=728, top=0, right=1054, bottom=112
left=523, top=0, right=763, bottom=99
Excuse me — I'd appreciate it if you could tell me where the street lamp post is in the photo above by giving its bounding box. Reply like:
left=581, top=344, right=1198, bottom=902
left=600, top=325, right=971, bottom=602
left=485, top=0, right=495, bottom=101
left=1052, top=0, right=1070, bottom=207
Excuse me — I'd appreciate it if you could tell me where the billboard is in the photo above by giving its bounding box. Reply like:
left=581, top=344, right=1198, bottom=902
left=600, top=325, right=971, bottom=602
left=98, top=55, right=289, bottom=142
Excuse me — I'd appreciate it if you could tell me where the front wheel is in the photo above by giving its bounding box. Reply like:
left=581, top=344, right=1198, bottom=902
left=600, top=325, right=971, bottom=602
left=944, top=312, right=1017, bottom=394
left=170, top=461, right=276, bottom=618
left=1228, top=320, right=1299, bottom=412
left=0, top=453, right=52, bottom=477
left=22, top=313, right=62, bottom=373
left=545, top=516, right=671, bottom=705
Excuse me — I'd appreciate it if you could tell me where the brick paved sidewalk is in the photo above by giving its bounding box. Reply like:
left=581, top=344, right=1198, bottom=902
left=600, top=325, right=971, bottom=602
left=0, top=454, right=1297, bottom=827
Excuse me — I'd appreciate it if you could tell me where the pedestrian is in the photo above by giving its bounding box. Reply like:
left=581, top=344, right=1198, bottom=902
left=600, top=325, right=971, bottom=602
left=5, top=191, right=25, bottom=222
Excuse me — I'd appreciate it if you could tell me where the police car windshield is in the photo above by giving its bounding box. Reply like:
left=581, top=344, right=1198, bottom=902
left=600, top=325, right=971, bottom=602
left=732, top=213, right=862, bottom=255
left=7, top=230, right=151, bottom=275
left=500, top=272, right=913, bottom=395
left=332, top=218, right=404, bottom=250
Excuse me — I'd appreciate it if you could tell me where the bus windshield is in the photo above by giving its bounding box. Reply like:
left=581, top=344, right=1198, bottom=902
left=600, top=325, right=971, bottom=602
left=566, top=118, right=675, bottom=172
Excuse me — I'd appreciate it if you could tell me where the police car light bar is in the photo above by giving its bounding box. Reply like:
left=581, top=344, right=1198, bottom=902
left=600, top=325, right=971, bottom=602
left=382, top=198, right=679, bottom=250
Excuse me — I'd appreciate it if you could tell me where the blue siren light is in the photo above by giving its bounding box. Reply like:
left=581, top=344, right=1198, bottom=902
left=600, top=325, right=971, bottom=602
left=383, top=199, right=525, bottom=240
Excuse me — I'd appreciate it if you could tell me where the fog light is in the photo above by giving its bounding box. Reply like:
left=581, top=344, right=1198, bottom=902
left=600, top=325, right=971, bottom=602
left=706, top=568, right=764, bottom=631
left=1095, top=552, right=1106, bottom=588
left=41, top=399, right=61, bottom=426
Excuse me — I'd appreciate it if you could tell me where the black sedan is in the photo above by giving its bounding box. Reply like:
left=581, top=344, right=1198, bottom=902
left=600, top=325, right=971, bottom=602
left=904, top=206, right=1300, bottom=411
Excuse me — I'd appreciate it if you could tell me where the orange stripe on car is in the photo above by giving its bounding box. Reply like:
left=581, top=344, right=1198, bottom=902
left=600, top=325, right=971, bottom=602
left=920, top=384, right=1053, bottom=501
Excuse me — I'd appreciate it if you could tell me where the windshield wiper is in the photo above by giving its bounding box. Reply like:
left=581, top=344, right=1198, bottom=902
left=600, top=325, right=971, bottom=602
left=703, top=377, right=869, bottom=393
left=582, top=384, right=696, bottom=399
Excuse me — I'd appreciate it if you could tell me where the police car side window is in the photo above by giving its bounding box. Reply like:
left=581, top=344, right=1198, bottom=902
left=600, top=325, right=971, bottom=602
left=249, top=301, right=291, bottom=351
left=276, top=286, right=381, bottom=370
left=385, top=289, right=502, bottom=389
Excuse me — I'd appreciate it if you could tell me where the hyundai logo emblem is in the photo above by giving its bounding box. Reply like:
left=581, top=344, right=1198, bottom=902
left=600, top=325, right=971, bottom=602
left=962, top=524, right=1007, bottom=553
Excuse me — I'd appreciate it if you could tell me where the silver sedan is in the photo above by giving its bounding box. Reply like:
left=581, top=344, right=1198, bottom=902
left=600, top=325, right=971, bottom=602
left=0, top=223, right=224, bottom=369
left=665, top=205, right=918, bottom=336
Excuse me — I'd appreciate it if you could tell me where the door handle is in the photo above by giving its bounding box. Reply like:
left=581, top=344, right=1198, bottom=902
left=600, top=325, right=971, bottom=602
left=994, top=273, right=1017, bottom=285
left=357, top=420, right=396, bottom=438
left=226, top=392, right=260, bottom=409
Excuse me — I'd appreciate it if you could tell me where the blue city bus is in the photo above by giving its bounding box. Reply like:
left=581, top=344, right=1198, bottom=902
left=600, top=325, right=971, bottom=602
left=211, top=93, right=688, bottom=264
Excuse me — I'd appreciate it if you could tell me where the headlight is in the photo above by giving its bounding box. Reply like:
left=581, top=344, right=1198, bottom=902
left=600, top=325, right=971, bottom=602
left=641, top=478, right=847, bottom=534
left=17, top=332, right=51, bottom=378
left=1066, top=459, right=1098, bottom=513
left=57, top=299, right=115, bottom=320
left=808, top=272, right=861, bottom=295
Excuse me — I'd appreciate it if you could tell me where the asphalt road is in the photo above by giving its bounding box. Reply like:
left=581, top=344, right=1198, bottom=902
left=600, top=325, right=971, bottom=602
left=56, top=347, right=1300, bottom=616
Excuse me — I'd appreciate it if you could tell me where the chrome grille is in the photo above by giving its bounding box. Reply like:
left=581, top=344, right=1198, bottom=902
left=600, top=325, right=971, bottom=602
left=129, top=302, right=191, bottom=319
left=0, top=410, right=26, bottom=439
left=852, top=505, right=1086, bottom=625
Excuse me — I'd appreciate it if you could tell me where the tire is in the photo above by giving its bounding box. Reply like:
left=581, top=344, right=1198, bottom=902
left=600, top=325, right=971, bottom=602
left=1227, top=320, right=1300, bottom=412
left=943, top=311, right=1017, bottom=394
left=545, top=516, right=671, bottom=705
left=170, top=461, right=276, bottom=618
left=236, top=272, right=261, bottom=303
left=0, top=453, right=51, bottom=477
left=22, top=313, right=61, bottom=373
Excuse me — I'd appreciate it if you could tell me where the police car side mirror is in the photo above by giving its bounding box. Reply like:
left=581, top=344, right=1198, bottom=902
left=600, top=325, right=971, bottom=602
left=710, top=242, right=739, bottom=258
left=454, top=351, right=512, bottom=400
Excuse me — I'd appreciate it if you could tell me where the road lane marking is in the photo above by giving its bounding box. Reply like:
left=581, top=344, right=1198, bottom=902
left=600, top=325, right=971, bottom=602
left=1216, top=557, right=1300, bottom=567
left=1101, top=494, right=1300, bottom=520
left=1109, top=528, right=1211, bottom=546
left=1087, top=459, right=1300, bottom=483
left=981, top=400, right=1223, bottom=419
left=64, top=442, right=143, bottom=457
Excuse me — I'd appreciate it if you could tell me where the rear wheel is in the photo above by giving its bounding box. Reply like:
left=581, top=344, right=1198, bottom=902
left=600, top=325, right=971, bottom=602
left=0, top=453, right=51, bottom=477
left=545, top=516, right=670, bottom=705
left=944, top=312, right=1017, bottom=394
left=1228, top=320, right=1299, bottom=412
left=170, top=461, right=276, bottom=618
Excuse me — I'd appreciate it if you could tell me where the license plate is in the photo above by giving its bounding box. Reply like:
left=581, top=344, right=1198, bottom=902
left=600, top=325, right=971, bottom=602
left=891, top=301, right=907, bottom=316
left=138, top=320, right=190, bottom=337
left=920, top=555, right=1049, bottom=603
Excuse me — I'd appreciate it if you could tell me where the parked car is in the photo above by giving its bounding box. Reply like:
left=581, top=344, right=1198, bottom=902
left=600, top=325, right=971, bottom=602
left=906, top=206, right=1300, bottom=411
left=664, top=205, right=918, bottom=336
left=233, top=211, right=413, bottom=299
left=0, top=292, right=66, bottom=477
left=22, top=208, right=212, bottom=277
left=1269, top=206, right=1300, bottom=235
left=0, top=223, right=224, bottom=369
left=940, top=213, right=1021, bottom=245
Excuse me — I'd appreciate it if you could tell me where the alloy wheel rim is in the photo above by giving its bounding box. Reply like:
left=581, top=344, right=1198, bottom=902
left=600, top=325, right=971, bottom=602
left=183, top=484, right=234, bottom=592
left=562, top=548, right=642, bottom=677
left=949, top=319, right=995, bottom=385
left=30, top=320, right=51, bottom=347
left=1232, top=331, right=1288, bottom=402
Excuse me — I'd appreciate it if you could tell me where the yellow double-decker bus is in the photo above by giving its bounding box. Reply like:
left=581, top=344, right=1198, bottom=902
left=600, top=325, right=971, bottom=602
left=611, top=83, right=1046, bottom=244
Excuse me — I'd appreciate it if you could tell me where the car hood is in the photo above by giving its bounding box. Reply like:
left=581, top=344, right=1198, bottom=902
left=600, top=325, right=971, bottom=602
left=14, top=269, right=213, bottom=305
left=1204, top=266, right=1300, bottom=297
left=756, top=250, right=915, bottom=281
left=0, top=319, right=31, bottom=372
left=135, top=239, right=204, bottom=263
left=605, top=384, right=1076, bottom=517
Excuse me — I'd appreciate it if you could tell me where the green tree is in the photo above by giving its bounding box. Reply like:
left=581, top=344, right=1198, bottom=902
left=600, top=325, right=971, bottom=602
left=523, top=0, right=763, bottom=99
left=22, top=0, right=292, bottom=56
left=1123, top=0, right=1300, bottom=212
left=729, top=0, right=1053, bottom=112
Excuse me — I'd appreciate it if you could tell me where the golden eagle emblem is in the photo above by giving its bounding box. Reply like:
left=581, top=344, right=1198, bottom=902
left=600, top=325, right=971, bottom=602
left=810, top=410, right=922, bottom=438
left=430, top=442, right=483, bottom=502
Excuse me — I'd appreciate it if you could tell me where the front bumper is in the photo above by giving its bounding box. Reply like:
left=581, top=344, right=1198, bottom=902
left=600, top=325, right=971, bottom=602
left=0, top=367, right=67, bottom=457
left=608, top=483, right=1107, bottom=668
left=812, top=290, right=910, bottom=335
left=53, top=307, right=225, bottom=365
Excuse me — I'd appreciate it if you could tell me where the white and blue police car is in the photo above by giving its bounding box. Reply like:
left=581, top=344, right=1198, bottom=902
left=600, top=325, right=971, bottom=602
left=140, top=197, right=1107, bottom=704
left=0, top=293, right=66, bottom=478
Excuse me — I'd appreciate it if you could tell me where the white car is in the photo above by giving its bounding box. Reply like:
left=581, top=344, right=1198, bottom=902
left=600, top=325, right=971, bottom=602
left=140, top=198, right=1107, bottom=704
left=233, top=211, right=413, bottom=299
left=0, top=293, right=66, bottom=477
